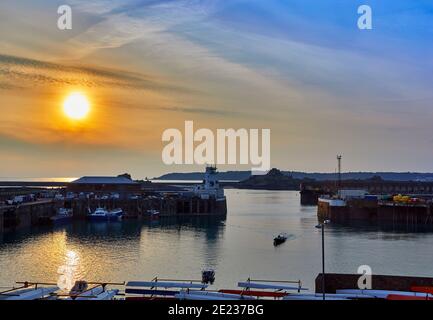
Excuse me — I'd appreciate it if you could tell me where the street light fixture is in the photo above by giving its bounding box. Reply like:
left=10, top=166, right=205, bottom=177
left=315, top=219, right=331, bottom=301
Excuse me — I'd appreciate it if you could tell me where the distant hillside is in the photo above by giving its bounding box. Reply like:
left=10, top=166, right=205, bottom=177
left=154, top=171, right=251, bottom=181
left=155, top=170, right=433, bottom=182
left=286, top=171, right=433, bottom=181
left=236, top=168, right=300, bottom=190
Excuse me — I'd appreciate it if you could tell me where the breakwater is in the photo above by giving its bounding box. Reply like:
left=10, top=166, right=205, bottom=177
left=70, top=197, right=227, bottom=219
left=0, top=196, right=227, bottom=234
left=301, top=180, right=433, bottom=205
left=316, top=273, right=433, bottom=294
left=318, top=198, right=433, bottom=228
left=0, top=200, right=59, bottom=233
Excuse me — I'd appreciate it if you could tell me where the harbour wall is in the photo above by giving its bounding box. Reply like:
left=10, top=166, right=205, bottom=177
left=0, top=197, right=227, bottom=234
left=316, top=273, right=433, bottom=294
left=0, top=200, right=59, bottom=233
left=300, top=189, right=321, bottom=205
left=0, top=188, right=45, bottom=202
left=318, top=199, right=433, bottom=227
left=70, top=197, right=227, bottom=219
left=301, top=180, right=433, bottom=205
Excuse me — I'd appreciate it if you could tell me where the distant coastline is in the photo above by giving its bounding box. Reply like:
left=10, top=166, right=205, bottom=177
left=4, top=170, right=433, bottom=191
left=155, top=170, right=433, bottom=182
left=0, top=177, right=77, bottom=183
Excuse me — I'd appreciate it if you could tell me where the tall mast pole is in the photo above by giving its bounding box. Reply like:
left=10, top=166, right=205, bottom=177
left=337, top=155, right=342, bottom=189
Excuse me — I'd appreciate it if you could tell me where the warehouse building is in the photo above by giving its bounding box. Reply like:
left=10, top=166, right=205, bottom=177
left=68, top=176, right=141, bottom=196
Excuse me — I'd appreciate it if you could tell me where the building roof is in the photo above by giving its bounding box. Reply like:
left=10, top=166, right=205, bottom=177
left=142, top=182, right=188, bottom=192
left=71, top=176, right=138, bottom=185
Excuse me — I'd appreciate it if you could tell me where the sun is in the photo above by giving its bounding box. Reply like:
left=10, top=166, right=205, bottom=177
left=63, top=92, right=90, bottom=120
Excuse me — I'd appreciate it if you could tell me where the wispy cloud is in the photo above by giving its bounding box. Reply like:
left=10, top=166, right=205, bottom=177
left=63, top=0, right=218, bottom=56
left=0, top=53, right=189, bottom=92
left=0, top=81, right=22, bottom=90
left=160, top=106, right=240, bottom=116
left=1, top=0, right=433, bottom=175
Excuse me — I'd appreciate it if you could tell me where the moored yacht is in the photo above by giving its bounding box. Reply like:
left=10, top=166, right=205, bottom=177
left=88, top=208, right=124, bottom=222
left=147, top=209, right=160, bottom=219
left=51, top=208, right=73, bottom=225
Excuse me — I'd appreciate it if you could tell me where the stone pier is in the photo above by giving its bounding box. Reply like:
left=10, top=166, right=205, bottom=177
left=0, top=200, right=58, bottom=233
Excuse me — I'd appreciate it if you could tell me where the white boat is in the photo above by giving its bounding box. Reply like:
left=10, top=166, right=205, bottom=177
left=336, top=289, right=433, bottom=299
left=126, top=281, right=207, bottom=290
left=175, top=293, right=232, bottom=300
left=88, top=208, right=123, bottom=222
left=176, top=291, right=256, bottom=300
left=283, top=293, right=374, bottom=300
left=92, top=289, right=118, bottom=300
left=108, top=208, right=124, bottom=220
left=125, top=280, right=207, bottom=299
left=283, top=294, right=348, bottom=300
left=0, top=286, right=59, bottom=300
left=60, top=281, right=119, bottom=300
left=238, top=281, right=308, bottom=292
left=147, top=209, right=160, bottom=219
left=71, top=287, right=118, bottom=300
left=51, top=208, right=73, bottom=225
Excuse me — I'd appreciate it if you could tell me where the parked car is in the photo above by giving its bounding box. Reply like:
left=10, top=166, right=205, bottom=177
left=54, top=194, right=64, bottom=200
left=66, top=192, right=76, bottom=200
left=7, top=195, right=27, bottom=205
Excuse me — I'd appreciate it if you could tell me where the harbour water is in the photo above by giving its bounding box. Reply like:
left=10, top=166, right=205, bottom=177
left=1, top=189, right=433, bottom=291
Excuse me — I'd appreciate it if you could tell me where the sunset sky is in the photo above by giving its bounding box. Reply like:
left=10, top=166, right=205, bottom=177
left=1, top=0, right=433, bottom=179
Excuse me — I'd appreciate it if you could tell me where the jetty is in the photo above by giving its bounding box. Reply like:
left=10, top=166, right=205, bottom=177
left=0, top=167, right=227, bottom=234
left=317, top=191, right=433, bottom=228
left=316, top=273, right=433, bottom=294
left=301, top=179, right=433, bottom=205
left=0, top=199, right=59, bottom=233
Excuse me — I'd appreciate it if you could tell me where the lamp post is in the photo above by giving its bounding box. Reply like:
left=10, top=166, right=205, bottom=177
left=315, top=219, right=331, bottom=300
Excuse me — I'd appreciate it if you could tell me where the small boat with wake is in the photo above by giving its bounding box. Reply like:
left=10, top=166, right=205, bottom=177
left=273, top=233, right=288, bottom=246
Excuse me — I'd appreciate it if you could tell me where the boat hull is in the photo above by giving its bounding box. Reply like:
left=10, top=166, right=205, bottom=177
left=219, top=289, right=287, bottom=298
left=88, top=215, right=121, bottom=222
left=51, top=216, right=73, bottom=225
left=273, top=239, right=286, bottom=246
left=1, top=287, right=59, bottom=300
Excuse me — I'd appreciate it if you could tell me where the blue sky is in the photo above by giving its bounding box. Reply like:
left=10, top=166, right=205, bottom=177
left=0, top=0, right=433, bottom=178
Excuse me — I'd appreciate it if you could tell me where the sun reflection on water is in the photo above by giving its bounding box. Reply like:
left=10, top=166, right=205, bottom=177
left=57, top=250, right=81, bottom=291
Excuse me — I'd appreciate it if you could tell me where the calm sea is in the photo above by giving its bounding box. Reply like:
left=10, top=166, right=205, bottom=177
left=1, top=189, right=433, bottom=291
